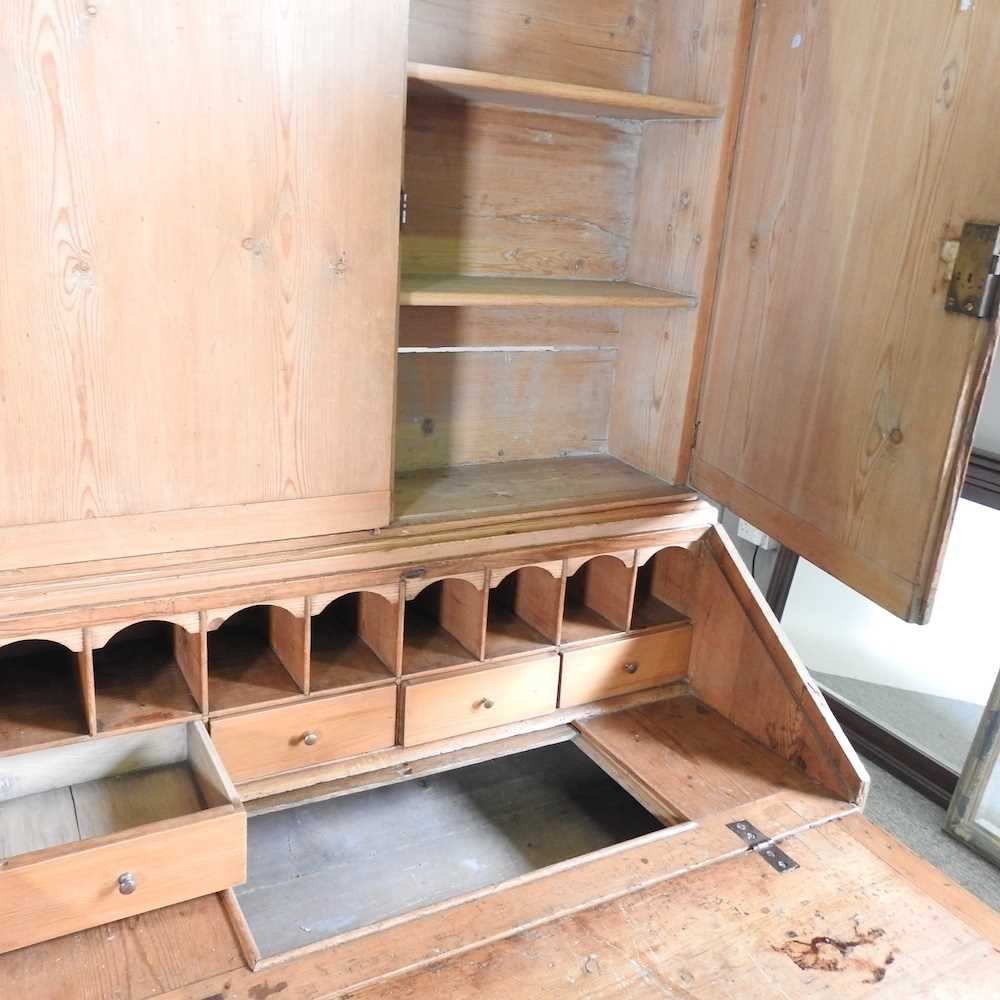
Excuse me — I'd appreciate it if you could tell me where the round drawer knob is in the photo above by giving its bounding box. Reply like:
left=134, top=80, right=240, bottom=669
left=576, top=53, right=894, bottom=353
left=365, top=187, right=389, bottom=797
left=118, top=872, right=138, bottom=895
left=480, top=698, right=495, bottom=709
left=624, top=662, right=639, bottom=674
left=302, top=731, right=320, bottom=746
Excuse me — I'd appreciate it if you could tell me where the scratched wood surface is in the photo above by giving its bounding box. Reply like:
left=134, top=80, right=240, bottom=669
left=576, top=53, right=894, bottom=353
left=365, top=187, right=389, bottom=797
left=694, top=0, right=1000, bottom=621
left=3, top=810, right=997, bottom=997
left=353, top=816, right=1000, bottom=998
left=0, top=0, right=405, bottom=558
left=0, top=692, right=852, bottom=997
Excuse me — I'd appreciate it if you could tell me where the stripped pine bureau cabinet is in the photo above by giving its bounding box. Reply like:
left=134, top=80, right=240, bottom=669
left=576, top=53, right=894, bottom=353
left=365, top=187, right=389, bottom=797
left=1, top=0, right=999, bottom=996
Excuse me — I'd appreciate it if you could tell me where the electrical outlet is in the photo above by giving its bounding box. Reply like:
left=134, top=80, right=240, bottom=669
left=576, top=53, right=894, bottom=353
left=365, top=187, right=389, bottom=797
left=736, top=518, right=776, bottom=550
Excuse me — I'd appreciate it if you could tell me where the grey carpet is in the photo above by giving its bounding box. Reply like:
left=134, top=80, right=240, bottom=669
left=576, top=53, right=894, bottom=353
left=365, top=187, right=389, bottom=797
left=815, top=672, right=983, bottom=772
left=860, top=754, right=1000, bottom=911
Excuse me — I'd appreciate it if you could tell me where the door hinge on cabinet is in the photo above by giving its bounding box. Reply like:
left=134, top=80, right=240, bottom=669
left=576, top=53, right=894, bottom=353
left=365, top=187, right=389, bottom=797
left=400, top=190, right=408, bottom=227
left=726, top=819, right=800, bottom=873
left=945, top=222, right=1000, bottom=320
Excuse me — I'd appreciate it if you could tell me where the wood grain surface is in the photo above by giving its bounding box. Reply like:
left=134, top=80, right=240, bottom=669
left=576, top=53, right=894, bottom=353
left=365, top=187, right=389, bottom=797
left=0, top=0, right=406, bottom=559
left=694, top=0, right=1000, bottom=620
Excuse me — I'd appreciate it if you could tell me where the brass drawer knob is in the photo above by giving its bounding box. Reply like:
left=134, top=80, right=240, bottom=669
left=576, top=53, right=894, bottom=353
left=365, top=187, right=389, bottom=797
left=118, top=872, right=137, bottom=895
left=624, top=662, right=639, bottom=674
left=480, top=697, right=495, bottom=709
left=302, top=731, right=320, bottom=746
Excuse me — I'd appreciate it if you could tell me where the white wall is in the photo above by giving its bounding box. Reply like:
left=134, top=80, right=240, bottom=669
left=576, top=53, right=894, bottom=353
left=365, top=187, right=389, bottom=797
left=781, top=498, right=1000, bottom=706
left=975, top=362, right=1000, bottom=455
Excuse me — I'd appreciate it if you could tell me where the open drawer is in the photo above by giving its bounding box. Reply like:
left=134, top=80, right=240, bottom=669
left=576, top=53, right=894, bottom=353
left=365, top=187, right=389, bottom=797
left=0, top=721, right=246, bottom=954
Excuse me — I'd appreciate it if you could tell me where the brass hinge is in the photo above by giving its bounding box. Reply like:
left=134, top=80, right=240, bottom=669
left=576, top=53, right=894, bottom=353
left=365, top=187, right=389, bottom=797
left=945, top=222, right=1000, bottom=320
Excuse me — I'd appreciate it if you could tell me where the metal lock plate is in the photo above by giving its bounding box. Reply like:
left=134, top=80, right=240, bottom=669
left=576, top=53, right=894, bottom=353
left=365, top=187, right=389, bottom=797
left=726, top=819, right=800, bottom=873
left=757, top=842, right=799, bottom=874
left=945, top=222, right=1000, bottom=319
left=727, top=819, right=766, bottom=846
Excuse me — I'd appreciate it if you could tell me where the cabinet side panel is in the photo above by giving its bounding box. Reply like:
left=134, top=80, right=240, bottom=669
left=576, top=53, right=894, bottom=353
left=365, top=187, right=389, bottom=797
left=688, top=527, right=867, bottom=804
left=0, top=2, right=405, bottom=549
left=610, top=0, right=755, bottom=482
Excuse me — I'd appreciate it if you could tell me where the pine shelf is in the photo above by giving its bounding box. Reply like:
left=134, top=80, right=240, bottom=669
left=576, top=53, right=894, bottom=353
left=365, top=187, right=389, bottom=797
left=399, top=274, right=696, bottom=308
left=407, top=62, right=723, bottom=121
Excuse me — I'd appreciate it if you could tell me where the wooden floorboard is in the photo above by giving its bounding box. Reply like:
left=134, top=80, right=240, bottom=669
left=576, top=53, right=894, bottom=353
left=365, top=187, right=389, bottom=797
left=0, top=895, right=244, bottom=1000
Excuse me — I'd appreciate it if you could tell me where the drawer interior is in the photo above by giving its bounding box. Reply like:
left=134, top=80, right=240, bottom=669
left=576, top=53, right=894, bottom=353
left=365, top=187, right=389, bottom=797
left=0, top=723, right=235, bottom=863
left=402, top=578, right=484, bottom=675
left=235, top=735, right=681, bottom=959
left=0, top=640, right=89, bottom=754
left=630, top=549, right=689, bottom=630
left=561, top=555, right=633, bottom=643
left=485, top=567, right=561, bottom=658
left=93, top=622, right=202, bottom=733
left=309, top=593, right=398, bottom=692
left=208, top=606, right=304, bottom=711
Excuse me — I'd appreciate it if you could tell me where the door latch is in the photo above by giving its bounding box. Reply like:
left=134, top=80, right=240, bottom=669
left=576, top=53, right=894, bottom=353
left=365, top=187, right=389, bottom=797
left=945, top=222, right=1000, bottom=319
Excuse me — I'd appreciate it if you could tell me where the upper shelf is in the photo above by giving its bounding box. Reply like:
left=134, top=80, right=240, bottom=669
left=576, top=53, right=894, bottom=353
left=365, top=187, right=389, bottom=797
left=407, top=62, right=723, bottom=122
left=399, top=275, right=696, bottom=309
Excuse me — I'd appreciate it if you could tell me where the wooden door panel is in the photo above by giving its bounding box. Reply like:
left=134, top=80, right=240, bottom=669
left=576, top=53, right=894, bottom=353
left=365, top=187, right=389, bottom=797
left=0, top=1, right=406, bottom=568
left=694, top=0, right=1000, bottom=621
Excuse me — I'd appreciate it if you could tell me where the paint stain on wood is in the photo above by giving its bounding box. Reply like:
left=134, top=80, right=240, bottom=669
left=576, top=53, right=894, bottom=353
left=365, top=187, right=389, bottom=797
left=775, top=922, right=895, bottom=984
left=248, top=982, right=289, bottom=1000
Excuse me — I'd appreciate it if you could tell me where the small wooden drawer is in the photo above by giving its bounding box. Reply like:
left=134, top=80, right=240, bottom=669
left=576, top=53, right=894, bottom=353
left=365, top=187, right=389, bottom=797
left=210, top=684, right=397, bottom=782
left=0, top=721, right=245, bottom=955
left=402, top=655, right=560, bottom=747
left=558, top=626, right=692, bottom=708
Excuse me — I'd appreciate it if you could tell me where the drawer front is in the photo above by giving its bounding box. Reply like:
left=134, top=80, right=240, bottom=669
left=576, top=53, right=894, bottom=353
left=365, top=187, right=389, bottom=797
left=559, top=626, right=692, bottom=708
left=211, top=685, right=397, bottom=782
left=0, top=808, right=245, bottom=955
left=403, top=655, right=560, bottom=746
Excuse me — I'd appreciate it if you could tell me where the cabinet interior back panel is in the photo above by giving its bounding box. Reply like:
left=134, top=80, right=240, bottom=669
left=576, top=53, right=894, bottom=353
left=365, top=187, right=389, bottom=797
left=396, top=350, right=614, bottom=470
left=0, top=1, right=405, bottom=531
left=407, top=0, right=658, bottom=92
left=403, top=100, right=640, bottom=280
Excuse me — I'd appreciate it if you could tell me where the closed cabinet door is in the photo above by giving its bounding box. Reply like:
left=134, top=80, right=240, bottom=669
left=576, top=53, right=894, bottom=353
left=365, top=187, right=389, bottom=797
left=0, top=1, right=407, bottom=570
left=694, top=0, right=1000, bottom=622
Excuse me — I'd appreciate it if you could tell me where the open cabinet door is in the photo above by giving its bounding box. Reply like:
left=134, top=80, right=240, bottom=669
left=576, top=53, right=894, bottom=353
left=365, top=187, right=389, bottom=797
left=692, top=0, right=1000, bottom=623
